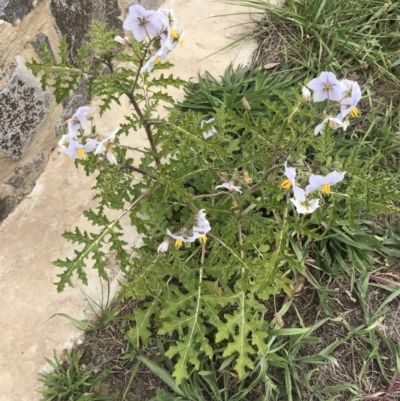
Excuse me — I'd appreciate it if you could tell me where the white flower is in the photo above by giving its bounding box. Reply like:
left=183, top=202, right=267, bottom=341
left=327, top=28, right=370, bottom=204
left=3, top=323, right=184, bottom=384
left=336, top=112, right=350, bottom=131
left=188, top=209, right=211, bottom=243
left=340, top=79, right=361, bottom=104
left=201, top=118, right=217, bottom=139
left=95, top=129, right=119, bottom=165
left=140, top=43, right=169, bottom=74
left=339, top=79, right=361, bottom=119
left=67, top=106, right=90, bottom=138
left=167, top=24, right=185, bottom=50
left=60, top=139, right=97, bottom=159
left=189, top=226, right=211, bottom=244
left=290, top=186, right=320, bottom=214
left=314, top=117, right=344, bottom=135
left=105, top=148, right=118, bottom=165
left=301, top=86, right=312, bottom=102
left=158, top=8, right=177, bottom=29
left=215, top=183, right=242, bottom=194
left=94, top=129, right=119, bottom=154
left=58, top=134, right=70, bottom=149
left=166, top=229, right=186, bottom=247
left=157, top=240, right=170, bottom=253
left=114, top=35, right=131, bottom=46
left=307, top=71, right=344, bottom=102
left=123, top=5, right=163, bottom=42
left=280, top=161, right=296, bottom=190
left=196, top=209, right=210, bottom=229
left=305, top=171, right=346, bottom=194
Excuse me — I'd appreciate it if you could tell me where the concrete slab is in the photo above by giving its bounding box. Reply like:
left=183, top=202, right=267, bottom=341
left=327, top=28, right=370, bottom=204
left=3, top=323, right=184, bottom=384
left=0, top=1, right=260, bottom=400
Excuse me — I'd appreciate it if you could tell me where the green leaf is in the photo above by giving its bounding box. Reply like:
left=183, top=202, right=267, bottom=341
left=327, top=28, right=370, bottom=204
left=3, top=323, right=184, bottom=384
left=137, top=355, right=185, bottom=397
left=26, top=36, right=83, bottom=104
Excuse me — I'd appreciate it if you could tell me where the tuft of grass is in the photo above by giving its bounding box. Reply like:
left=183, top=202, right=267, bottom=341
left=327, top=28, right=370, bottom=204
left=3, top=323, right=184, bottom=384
left=219, top=0, right=400, bottom=93
left=38, top=350, right=117, bottom=401
left=50, top=279, right=121, bottom=332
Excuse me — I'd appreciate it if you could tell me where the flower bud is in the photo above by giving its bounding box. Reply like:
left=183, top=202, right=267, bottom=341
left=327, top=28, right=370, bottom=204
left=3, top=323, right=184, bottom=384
left=241, top=96, right=251, bottom=111
left=114, top=35, right=131, bottom=46
left=301, top=86, right=311, bottom=102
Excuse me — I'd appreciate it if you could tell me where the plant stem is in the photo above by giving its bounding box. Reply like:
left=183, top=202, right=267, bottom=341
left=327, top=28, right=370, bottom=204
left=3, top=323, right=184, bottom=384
left=193, top=191, right=228, bottom=199
left=123, top=39, right=161, bottom=166
left=121, top=164, right=154, bottom=177
left=238, top=223, right=244, bottom=259
left=119, top=144, right=152, bottom=155
left=370, top=274, right=400, bottom=287
left=201, top=242, right=206, bottom=266
left=124, top=91, right=161, bottom=166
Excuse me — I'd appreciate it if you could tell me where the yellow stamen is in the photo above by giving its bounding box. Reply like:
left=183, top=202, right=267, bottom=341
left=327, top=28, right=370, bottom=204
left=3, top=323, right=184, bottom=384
left=170, top=29, right=179, bottom=39
left=103, top=141, right=109, bottom=148
left=154, top=56, right=161, bottom=65
left=174, top=239, right=183, bottom=248
left=321, top=183, right=331, bottom=194
left=349, top=107, right=360, bottom=118
left=280, top=179, right=292, bottom=190
left=198, top=235, right=207, bottom=244
left=328, top=119, right=334, bottom=128
left=77, top=148, right=86, bottom=159
left=179, top=39, right=185, bottom=47
left=228, top=188, right=233, bottom=193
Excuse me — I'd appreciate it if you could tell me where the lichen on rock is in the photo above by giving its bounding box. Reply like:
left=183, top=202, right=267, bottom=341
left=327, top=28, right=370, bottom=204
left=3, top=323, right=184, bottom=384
left=0, top=56, right=51, bottom=160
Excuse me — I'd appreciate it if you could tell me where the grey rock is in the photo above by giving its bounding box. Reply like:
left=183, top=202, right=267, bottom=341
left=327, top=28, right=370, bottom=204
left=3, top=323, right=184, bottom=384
left=5, top=152, right=45, bottom=193
left=0, top=196, right=16, bottom=222
left=30, top=33, right=55, bottom=62
left=50, top=0, right=122, bottom=63
left=0, top=0, right=41, bottom=23
left=138, top=0, right=165, bottom=10
left=125, top=0, right=165, bottom=11
left=0, top=56, right=51, bottom=160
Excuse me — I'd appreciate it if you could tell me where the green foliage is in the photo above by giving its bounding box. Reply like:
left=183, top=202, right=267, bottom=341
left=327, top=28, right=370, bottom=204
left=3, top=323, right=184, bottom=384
left=27, top=37, right=84, bottom=103
left=175, top=63, right=304, bottom=117
left=52, top=77, right=400, bottom=380
left=38, top=350, right=117, bottom=401
left=53, top=209, right=129, bottom=292
left=138, top=339, right=276, bottom=401
left=83, top=21, right=120, bottom=59
left=31, top=13, right=400, bottom=398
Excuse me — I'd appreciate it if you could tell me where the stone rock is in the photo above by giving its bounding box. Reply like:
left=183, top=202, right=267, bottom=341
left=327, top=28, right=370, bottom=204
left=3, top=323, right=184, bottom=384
left=0, top=195, right=16, bottom=221
left=125, top=0, right=165, bottom=10
left=30, top=32, right=55, bottom=62
left=50, top=0, right=122, bottom=63
left=0, top=152, right=46, bottom=222
left=0, top=56, right=51, bottom=160
left=138, top=0, right=165, bottom=10
left=0, top=0, right=41, bottom=23
left=5, top=152, right=45, bottom=193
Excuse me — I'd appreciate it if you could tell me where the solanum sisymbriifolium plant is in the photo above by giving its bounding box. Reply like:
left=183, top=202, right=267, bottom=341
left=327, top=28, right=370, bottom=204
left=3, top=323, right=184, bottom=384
left=27, top=5, right=400, bottom=385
